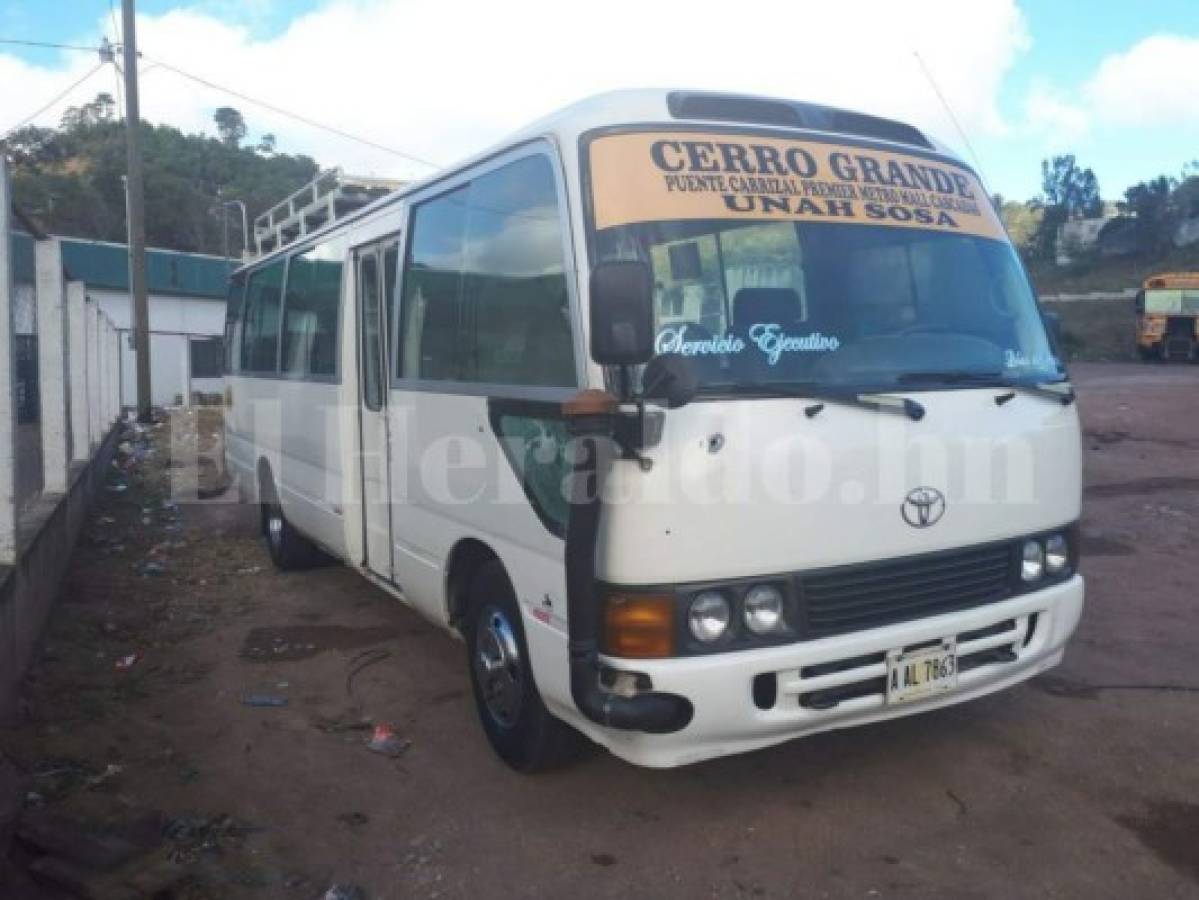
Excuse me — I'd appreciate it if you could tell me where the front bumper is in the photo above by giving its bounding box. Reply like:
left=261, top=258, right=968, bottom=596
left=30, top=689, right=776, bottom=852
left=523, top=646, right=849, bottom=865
left=578, top=575, right=1083, bottom=768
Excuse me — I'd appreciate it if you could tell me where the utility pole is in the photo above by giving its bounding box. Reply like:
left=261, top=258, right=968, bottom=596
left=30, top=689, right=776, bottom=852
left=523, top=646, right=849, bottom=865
left=121, top=0, right=151, bottom=421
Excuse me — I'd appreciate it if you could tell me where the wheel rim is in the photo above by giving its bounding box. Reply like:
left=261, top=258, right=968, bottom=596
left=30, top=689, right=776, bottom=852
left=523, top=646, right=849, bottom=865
left=474, top=605, right=524, bottom=728
left=267, top=506, right=283, bottom=550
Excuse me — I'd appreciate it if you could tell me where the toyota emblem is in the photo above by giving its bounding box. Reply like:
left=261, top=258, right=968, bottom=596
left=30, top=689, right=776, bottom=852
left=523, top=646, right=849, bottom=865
left=901, top=487, right=946, bottom=528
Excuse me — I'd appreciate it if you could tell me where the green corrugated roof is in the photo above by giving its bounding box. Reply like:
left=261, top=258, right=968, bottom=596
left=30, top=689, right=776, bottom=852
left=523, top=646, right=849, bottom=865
left=9, top=232, right=230, bottom=298
left=60, top=239, right=230, bottom=299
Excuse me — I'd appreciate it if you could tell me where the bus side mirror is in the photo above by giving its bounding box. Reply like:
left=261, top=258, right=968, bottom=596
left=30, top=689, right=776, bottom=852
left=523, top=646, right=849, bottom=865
left=642, top=353, right=698, bottom=409
left=590, top=261, right=655, bottom=366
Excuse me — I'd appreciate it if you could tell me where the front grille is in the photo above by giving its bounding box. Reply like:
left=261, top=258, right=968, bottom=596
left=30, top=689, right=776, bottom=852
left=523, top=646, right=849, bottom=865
left=797, top=543, right=1014, bottom=639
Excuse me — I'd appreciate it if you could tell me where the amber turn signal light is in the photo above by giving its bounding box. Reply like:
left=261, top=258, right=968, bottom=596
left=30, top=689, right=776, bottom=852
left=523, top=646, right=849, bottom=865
left=603, top=593, right=675, bottom=659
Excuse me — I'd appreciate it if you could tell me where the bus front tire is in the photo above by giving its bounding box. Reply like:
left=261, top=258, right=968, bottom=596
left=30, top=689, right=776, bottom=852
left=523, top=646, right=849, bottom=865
left=464, top=561, right=582, bottom=773
left=262, top=500, right=322, bottom=570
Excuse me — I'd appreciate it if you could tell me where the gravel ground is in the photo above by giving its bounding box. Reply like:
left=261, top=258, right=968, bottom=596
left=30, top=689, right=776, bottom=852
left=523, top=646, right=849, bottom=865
left=1, top=362, right=1197, bottom=899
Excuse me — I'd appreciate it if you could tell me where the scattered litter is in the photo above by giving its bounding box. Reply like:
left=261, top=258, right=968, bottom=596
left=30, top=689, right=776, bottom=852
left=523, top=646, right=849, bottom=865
left=324, top=883, right=367, bottom=900
left=235, top=566, right=263, bottom=576
left=365, top=723, right=410, bottom=758
left=84, top=764, right=123, bottom=791
left=163, top=813, right=263, bottom=863
left=97, top=515, right=116, bottom=525
left=114, top=653, right=141, bottom=671
left=106, top=483, right=129, bottom=493
left=241, top=693, right=289, bottom=708
left=136, top=560, right=166, bottom=577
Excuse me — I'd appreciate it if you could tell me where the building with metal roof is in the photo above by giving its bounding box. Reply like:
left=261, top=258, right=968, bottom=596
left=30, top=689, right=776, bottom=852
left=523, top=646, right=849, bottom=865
left=10, top=232, right=231, bottom=408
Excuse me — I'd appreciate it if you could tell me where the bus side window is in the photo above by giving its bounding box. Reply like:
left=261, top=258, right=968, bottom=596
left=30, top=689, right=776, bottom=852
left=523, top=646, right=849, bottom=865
left=399, top=186, right=469, bottom=381
left=281, top=242, right=343, bottom=378
left=383, top=243, right=399, bottom=380
left=398, top=152, right=576, bottom=389
left=224, top=273, right=246, bottom=375
left=359, top=254, right=383, bottom=410
left=241, top=259, right=285, bottom=374
left=464, top=154, right=576, bottom=387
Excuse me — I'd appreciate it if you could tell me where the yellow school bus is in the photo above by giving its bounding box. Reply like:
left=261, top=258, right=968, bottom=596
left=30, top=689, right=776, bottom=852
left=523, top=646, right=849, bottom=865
left=1136, top=273, right=1199, bottom=361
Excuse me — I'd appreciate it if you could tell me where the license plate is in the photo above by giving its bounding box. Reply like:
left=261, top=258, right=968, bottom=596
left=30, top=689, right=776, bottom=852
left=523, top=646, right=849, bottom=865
left=886, top=640, right=957, bottom=704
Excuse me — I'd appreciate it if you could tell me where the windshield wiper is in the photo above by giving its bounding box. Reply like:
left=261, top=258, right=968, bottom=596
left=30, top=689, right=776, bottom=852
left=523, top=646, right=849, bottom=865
left=895, top=370, right=1076, bottom=406
left=716, top=384, right=926, bottom=421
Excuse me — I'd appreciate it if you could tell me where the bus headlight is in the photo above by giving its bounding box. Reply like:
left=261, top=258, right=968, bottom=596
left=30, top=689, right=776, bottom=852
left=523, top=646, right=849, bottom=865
left=1044, top=533, right=1069, bottom=574
left=1021, top=539, right=1045, bottom=581
left=744, top=584, right=785, bottom=635
left=688, top=591, right=730, bottom=643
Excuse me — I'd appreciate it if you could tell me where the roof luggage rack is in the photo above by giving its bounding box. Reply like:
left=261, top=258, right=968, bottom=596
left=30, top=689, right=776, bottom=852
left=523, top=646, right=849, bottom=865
left=252, top=168, right=406, bottom=256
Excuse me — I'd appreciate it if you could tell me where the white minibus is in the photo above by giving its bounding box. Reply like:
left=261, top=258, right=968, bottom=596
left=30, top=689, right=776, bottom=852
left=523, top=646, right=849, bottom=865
left=224, top=90, right=1084, bottom=770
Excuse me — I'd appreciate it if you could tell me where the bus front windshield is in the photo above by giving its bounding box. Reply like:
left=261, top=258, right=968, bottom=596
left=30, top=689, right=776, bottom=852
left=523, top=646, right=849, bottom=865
left=594, top=219, right=1061, bottom=392
left=587, top=130, right=1063, bottom=394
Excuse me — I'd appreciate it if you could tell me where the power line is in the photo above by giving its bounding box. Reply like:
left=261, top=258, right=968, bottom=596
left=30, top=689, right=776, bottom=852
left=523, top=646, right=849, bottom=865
left=0, top=38, right=100, bottom=53
left=0, top=35, right=440, bottom=169
left=1, top=62, right=106, bottom=140
left=141, top=54, right=440, bottom=169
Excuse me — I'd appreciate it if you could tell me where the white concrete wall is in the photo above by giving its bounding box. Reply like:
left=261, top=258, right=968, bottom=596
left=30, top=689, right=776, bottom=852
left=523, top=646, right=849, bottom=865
left=34, top=240, right=69, bottom=494
left=89, top=290, right=225, bottom=407
left=89, top=289, right=225, bottom=334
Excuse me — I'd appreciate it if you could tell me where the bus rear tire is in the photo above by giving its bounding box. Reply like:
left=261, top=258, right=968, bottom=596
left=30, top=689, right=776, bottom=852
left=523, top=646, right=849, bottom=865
left=463, top=561, right=582, bottom=773
left=262, top=499, right=322, bottom=571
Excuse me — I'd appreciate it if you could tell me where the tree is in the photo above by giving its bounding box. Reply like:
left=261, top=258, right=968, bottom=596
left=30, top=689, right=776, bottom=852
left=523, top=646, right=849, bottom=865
left=1121, top=176, right=1177, bottom=255
left=59, top=93, right=117, bottom=130
left=1029, top=155, right=1103, bottom=261
left=1040, top=155, right=1103, bottom=218
left=90, top=93, right=116, bottom=123
left=213, top=106, right=247, bottom=148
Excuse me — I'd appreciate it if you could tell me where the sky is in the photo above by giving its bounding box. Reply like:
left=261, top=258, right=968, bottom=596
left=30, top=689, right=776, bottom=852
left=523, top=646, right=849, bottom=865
left=1, top=0, right=1197, bottom=204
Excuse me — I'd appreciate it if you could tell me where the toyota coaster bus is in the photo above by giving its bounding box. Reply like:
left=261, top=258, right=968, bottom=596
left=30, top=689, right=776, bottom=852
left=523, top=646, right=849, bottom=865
left=223, top=90, right=1084, bottom=770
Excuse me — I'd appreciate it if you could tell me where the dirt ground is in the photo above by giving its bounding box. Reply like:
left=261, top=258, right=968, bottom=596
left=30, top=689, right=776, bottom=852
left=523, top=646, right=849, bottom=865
left=2, top=363, right=1198, bottom=900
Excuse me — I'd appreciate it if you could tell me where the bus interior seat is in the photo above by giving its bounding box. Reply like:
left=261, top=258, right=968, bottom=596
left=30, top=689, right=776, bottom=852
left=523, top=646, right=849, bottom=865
left=732, top=287, right=802, bottom=333
left=514, top=290, right=575, bottom=386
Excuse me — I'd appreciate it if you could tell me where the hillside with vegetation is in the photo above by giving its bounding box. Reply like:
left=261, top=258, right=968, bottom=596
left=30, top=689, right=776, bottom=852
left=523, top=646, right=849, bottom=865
left=998, top=153, right=1199, bottom=295
left=5, top=93, right=318, bottom=255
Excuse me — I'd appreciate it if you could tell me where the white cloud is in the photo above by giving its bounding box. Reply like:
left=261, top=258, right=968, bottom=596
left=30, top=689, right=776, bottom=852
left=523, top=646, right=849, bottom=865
left=1, top=0, right=1031, bottom=181
left=1084, top=34, right=1199, bottom=127
left=1023, top=82, right=1091, bottom=147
